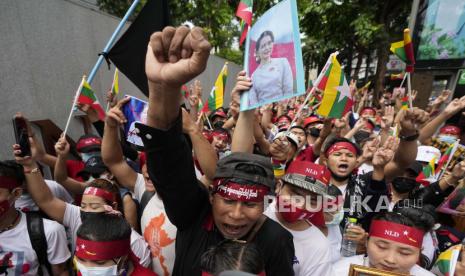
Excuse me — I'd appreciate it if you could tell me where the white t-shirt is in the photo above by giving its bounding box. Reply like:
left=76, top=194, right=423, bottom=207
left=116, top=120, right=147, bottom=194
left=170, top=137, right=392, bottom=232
left=134, top=173, right=177, bottom=276
left=63, top=203, right=151, bottom=268
left=332, top=254, right=434, bottom=276
left=0, top=211, right=70, bottom=275
left=264, top=201, right=333, bottom=276
left=357, top=163, right=374, bottom=175
left=336, top=184, right=348, bottom=199
left=15, top=180, right=73, bottom=212
left=327, top=224, right=342, bottom=263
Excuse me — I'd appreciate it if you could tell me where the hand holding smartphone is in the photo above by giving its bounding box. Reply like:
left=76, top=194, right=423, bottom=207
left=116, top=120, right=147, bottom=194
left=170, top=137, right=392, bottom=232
left=13, top=116, right=31, bottom=157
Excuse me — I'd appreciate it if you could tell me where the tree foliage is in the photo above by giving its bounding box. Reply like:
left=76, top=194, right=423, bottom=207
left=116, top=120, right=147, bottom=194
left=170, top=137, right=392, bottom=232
left=97, top=0, right=411, bottom=92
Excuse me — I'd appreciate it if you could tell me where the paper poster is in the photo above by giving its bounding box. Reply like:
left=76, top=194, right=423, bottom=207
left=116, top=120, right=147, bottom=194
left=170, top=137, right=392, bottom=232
left=240, top=0, right=305, bottom=111
left=437, top=186, right=465, bottom=215
left=122, top=95, right=148, bottom=148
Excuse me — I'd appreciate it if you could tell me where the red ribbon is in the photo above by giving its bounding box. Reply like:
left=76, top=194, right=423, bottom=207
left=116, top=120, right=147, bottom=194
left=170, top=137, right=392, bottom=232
left=213, top=180, right=269, bottom=202
left=370, top=220, right=424, bottom=249
left=83, top=187, right=115, bottom=203
left=0, top=176, right=21, bottom=189
left=325, top=142, right=357, bottom=157
left=75, top=237, right=130, bottom=260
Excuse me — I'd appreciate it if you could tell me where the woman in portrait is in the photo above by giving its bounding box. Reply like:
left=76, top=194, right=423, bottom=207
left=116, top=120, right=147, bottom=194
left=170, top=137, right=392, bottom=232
left=248, top=30, right=293, bottom=107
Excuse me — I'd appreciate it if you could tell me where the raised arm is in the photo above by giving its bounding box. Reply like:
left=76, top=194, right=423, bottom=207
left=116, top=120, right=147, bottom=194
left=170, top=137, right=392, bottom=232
left=231, top=71, right=255, bottom=153
left=182, top=108, right=217, bottom=181
left=419, top=96, right=465, bottom=144
left=384, top=108, right=429, bottom=181
left=139, top=26, right=212, bottom=230
left=101, top=97, right=138, bottom=191
left=54, top=137, right=87, bottom=194
left=13, top=142, right=66, bottom=223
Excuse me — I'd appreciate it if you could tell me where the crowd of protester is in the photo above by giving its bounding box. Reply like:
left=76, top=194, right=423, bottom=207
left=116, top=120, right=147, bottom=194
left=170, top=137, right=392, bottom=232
left=3, top=25, right=465, bottom=276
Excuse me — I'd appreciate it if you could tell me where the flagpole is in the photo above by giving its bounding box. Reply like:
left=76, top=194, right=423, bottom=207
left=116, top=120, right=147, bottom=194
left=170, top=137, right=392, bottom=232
left=399, top=72, right=408, bottom=88
left=87, top=0, right=141, bottom=84
left=406, top=72, right=413, bottom=109
left=64, top=76, right=86, bottom=136
left=106, top=69, right=119, bottom=112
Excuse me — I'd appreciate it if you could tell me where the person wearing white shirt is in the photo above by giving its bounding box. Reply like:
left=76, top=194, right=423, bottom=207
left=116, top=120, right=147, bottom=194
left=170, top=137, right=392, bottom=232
left=332, top=212, right=434, bottom=276
left=264, top=160, right=333, bottom=276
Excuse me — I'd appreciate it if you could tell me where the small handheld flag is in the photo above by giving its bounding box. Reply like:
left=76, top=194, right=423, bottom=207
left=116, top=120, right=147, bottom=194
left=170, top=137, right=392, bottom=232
left=236, top=0, right=253, bottom=46
left=77, top=80, right=106, bottom=121
left=201, top=63, right=228, bottom=113
left=314, top=53, right=353, bottom=118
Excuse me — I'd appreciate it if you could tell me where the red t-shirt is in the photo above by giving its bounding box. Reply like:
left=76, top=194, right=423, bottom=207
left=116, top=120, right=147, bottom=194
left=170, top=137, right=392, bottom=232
left=130, top=253, right=158, bottom=276
left=295, top=145, right=316, bottom=162
left=66, top=160, right=85, bottom=204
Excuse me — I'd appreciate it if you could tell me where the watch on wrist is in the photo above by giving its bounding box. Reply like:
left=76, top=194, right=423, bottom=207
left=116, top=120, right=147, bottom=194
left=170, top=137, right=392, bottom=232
left=399, top=131, right=419, bottom=141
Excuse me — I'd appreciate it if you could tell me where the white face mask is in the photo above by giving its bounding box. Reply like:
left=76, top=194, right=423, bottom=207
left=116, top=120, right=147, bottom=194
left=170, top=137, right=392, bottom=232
left=81, top=152, right=101, bottom=163
left=76, top=261, right=118, bottom=276
left=325, top=209, right=344, bottom=225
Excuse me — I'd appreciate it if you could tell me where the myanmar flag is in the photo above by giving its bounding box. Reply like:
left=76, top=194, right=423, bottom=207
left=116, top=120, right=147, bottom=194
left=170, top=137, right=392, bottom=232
left=77, top=80, right=106, bottom=121
left=435, top=142, right=458, bottom=176
left=236, top=0, right=253, bottom=46
left=201, top=64, right=228, bottom=113
left=390, top=28, right=415, bottom=73
left=314, top=54, right=353, bottom=118
left=181, top=84, right=189, bottom=100
left=401, top=96, right=409, bottom=110
left=111, top=69, right=119, bottom=96
left=416, top=157, right=437, bottom=186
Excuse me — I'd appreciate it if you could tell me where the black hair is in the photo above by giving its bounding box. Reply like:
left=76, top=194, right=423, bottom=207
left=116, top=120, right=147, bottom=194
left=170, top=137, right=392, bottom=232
left=323, top=136, right=362, bottom=156
left=255, top=31, right=275, bottom=64
left=76, top=214, right=131, bottom=242
left=200, top=240, right=264, bottom=275
left=373, top=212, right=416, bottom=228
left=392, top=202, right=436, bottom=232
left=87, top=179, right=124, bottom=213
left=0, top=160, right=25, bottom=188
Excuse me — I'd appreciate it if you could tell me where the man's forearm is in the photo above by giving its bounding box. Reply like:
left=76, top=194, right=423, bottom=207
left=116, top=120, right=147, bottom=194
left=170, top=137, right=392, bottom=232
left=147, top=82, right=182, bottom=130
left=231, top=110, right=255, bottom=153
left=419, top=112, right=449, bottom=144
left=54, top=156, right=69, bottom=183
left=102, top=124, right=125, bottom=165
left=189, top=128, right=218, bottom=180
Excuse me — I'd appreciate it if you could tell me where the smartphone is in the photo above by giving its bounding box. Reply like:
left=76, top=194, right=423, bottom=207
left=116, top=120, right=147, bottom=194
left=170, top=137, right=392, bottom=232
left=13, top=116, right=31, bottom=157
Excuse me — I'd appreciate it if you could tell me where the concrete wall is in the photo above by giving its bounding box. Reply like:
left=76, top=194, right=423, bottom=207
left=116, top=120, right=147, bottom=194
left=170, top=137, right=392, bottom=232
left=0, top=0, right=240, bottom=159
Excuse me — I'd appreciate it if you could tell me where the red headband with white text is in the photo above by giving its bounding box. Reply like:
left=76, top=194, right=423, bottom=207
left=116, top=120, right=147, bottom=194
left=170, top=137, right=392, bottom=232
left=213, top=179, right=269, bottom=202
left=369, top=220, right=424, bottom=249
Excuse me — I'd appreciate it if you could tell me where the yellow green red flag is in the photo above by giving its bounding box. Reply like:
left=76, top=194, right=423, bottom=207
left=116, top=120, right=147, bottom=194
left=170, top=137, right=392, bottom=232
left=314, top=54, right=353, bottom=118
left=202, top=63, right=228, bottom=113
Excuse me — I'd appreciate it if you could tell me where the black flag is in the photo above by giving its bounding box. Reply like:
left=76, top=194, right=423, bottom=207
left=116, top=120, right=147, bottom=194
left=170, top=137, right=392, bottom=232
left=108, top=0, right=170, bottom=96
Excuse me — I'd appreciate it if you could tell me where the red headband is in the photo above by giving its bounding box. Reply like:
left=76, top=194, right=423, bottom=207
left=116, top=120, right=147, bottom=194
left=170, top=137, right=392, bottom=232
left=325, top=142, right=358, bottom=157
left=213, top=180, right=269, bottom=202
left=212, top=131, right=230, bottom=142
left=370, top=220, right=424, bottom=249
left=75, top=237, right=130, bottom=260
left=76, top=137, right=102, bottom=151
left=83, top=187, right=115, bottom=203
left=0, top=176, right=21, bottom=189
left=440, top=125, right=461, bottom=136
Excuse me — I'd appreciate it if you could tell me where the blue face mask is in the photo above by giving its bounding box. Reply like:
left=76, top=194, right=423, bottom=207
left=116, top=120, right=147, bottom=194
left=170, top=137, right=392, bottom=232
left=438, top=135, right=457, bottom=144
left=81, top=152, right=101, bottom=163
left=325, top=209, right=344, bottom=225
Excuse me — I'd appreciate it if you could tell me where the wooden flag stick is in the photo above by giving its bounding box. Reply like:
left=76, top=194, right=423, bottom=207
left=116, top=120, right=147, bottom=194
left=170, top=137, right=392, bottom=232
left=406, top=72, right=413, bottom=109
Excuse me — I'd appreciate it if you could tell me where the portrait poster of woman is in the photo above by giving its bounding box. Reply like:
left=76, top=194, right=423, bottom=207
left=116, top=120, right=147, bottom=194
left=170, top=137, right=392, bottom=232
left=240, top=0, right=305, bottom=111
